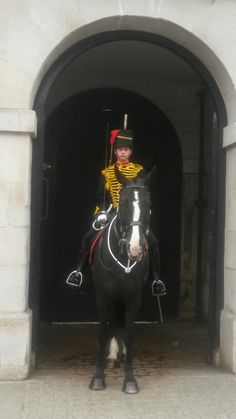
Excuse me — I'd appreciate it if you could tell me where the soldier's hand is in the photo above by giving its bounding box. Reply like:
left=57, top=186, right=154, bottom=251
left=93, top=212, right=108, bottom=230
left=97, top=212, right=107, bottom=224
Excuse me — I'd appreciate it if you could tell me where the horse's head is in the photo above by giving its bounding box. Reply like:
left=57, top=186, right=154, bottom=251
left=115, top=166, right=156, bottom=261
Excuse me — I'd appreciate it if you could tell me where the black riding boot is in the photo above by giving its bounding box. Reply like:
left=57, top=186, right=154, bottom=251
left=148, top=231, right=166, bottom=296
left=66, top=226, right=96, bottom=287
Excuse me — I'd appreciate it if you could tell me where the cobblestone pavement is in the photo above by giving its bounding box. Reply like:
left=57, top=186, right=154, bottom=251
left=1, top=321, right=236, bottom=419
left=37, top=321, right=209, bottom=376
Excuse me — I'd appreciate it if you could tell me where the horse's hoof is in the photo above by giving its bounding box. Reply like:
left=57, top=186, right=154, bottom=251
left=89, top=377, right=106, bottom=391
left=122, top=380, right=139, bottom=394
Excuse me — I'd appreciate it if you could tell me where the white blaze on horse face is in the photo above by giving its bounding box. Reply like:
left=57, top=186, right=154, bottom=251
left=129, top=191, right=141, bottom=258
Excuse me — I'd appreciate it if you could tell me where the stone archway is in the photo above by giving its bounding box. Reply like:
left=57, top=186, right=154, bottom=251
left=2, top=7, right=236, bottom=380
left=32, top=23, right=229, bottom=371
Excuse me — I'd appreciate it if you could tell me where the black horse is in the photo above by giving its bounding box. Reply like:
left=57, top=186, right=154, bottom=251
left=89, top=167, right=155, bottom=394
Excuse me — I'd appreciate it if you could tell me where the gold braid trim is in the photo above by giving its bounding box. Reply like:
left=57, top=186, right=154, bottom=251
left=101, top=163, right=143, bottom=208
left=116, top=135, right=132, bottom=140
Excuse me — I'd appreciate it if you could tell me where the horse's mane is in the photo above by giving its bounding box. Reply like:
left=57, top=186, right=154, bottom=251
left=121, top=177, right=149, bottom=191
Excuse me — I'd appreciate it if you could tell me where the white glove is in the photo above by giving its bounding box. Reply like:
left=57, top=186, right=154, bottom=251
left=96, top=213, right=108, bottom=224
left=93, top=212, right=108, bottom=230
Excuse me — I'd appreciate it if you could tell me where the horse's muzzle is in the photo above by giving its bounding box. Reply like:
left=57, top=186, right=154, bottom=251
left=128, top=246, right=144, bottom=262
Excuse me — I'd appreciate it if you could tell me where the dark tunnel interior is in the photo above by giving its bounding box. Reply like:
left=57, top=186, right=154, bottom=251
left=40, top=88, right=182, bottom=322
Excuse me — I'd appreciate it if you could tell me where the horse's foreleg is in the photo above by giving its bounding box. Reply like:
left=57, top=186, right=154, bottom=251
left=122, top=294, right=142, bottom=394
left=89, top=301, right=109, bottom=391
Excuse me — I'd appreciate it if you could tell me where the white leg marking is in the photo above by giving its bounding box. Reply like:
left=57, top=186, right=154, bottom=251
left=130, top=191, right=141, bottom=257
left=122, top=340, right=126, bottom=357
left=107, top=337, right=119, bottom=360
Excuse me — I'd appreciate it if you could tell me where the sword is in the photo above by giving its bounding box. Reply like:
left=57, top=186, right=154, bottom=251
left=124, top=114, right=128, bottom=130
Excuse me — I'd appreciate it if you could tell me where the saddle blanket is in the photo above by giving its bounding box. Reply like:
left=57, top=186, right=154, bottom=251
left=89, top=228, right=106, bottom=265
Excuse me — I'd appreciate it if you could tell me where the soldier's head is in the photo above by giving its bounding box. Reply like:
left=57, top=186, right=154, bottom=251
left=110, top=129, right=133, bottom=163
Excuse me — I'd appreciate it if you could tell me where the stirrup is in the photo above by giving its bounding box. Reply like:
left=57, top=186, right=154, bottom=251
left=66, top=270, right=83, bottom=287
left=152, top=279, right=166, bottom=296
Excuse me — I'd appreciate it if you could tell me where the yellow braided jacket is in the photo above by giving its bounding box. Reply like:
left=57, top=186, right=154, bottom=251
left=95, top=162, right=144, bottom=213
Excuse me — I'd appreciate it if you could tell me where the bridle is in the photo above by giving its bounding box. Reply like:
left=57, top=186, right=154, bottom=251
left=107, top=184, right=150, bottom=273
left=107, top=215, right=137, bottom=273
left=118, top=185, right=150, bottom=236
left=119, top=220, right=148, bottom=235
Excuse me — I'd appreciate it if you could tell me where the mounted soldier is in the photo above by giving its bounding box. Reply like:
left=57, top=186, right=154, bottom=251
left=66, top=123, right=166, bottom=296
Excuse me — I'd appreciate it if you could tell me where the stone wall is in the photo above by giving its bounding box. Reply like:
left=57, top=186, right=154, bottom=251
left=0, top=110, right=36, bottom=379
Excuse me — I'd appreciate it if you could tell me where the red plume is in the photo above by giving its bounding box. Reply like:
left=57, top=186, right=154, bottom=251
left=110, top=129, right=120, bottom=145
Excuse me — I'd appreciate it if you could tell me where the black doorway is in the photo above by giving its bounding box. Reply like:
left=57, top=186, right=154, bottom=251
left=40, top=88, right=182, bottom=322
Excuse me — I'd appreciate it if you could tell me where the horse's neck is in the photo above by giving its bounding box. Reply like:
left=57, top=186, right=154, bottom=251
left=113, top=215, right=121, bottom=238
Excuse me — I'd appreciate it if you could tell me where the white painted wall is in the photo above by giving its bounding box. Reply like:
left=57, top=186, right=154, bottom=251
left=0, top=0, right=236, bottom=378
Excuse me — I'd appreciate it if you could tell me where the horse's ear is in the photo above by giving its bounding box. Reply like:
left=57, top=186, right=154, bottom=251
left=114, top=164, right=127, bottom=186
left=145, top=166, right=157, bottom=187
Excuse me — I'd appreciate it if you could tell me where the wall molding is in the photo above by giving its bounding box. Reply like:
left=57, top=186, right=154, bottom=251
left=223, top=123, right=236, bottom=148
left=0, top=109, right=37, bottom=138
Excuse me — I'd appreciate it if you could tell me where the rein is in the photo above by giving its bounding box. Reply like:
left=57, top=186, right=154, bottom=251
left=107, top=215, right=137, bottom=273
left=105, top=183, right=150, bottom=274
